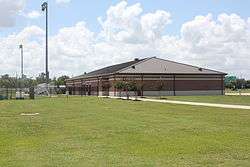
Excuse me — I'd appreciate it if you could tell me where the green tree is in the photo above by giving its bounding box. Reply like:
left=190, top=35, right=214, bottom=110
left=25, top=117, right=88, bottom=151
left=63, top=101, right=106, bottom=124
left=54, top=75, right=70, bottom=87
left=158, top=82, right=164, bottom=98
left=114, top=81, right=126, bottom=97
left=0, top=74, right=16, bottom=88
left=127, top=82, right=138, bottom=100
left=36, top=73, right=48, bottom=84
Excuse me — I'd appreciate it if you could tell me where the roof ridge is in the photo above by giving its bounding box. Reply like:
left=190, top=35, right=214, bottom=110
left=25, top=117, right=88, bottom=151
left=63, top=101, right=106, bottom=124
left=116, top=57, right=154, bottom=74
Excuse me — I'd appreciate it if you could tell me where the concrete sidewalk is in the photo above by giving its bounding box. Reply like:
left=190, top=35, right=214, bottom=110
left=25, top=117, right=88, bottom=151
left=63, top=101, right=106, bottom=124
left=101, top=96, right=250, bottom=110
left=226, top=93, right=250, bottom=96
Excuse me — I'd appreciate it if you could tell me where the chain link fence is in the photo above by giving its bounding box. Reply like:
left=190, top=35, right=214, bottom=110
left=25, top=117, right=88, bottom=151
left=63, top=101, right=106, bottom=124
left=0, top=87, right=34, bottom=100
left=0, top=83, right=65, bottom=100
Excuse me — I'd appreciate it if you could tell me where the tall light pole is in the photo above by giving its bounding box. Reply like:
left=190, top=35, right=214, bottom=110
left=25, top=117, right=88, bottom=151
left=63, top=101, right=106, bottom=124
left=19, top=44, right=24, bottom=99
left=19, top=44, right=23, bottom=78
left=41, top=2, right=49, bottom=85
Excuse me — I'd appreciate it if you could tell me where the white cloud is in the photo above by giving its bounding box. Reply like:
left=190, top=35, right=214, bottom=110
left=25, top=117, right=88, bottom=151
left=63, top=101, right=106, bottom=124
left=98, top=1, right=172, bottom=43
left=98, top=1, right=143, bottom=43
left=0, top=22, right=93, bottom=77
left=141, top=10, right=171, bottom=41
left=25, top=10, right=41, bottom=19
left=0, top=25, right=44, bottom=77
left=96, top=2, right=250, bottom=78
left=179, top=13, right=250, bottom=77
left=49, top=22, right=95, bottom=76
left=0, top=0, right=25, bottom=27
left=56, top=0, right=71, bottom=4
left=0, top=1, right=250, bottom=79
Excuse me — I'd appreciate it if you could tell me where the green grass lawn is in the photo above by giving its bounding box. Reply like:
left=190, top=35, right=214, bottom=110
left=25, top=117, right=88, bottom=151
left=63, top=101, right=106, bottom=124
left=0, top=97, right=249, bottom=166
left=150, top=95, right=250, bottom=106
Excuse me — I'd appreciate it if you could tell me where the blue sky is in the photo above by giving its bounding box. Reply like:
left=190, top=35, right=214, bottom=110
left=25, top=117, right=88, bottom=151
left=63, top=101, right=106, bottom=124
left=3, top=0, right=250, bottom=36
left=1, top=0, right=250, bottom=78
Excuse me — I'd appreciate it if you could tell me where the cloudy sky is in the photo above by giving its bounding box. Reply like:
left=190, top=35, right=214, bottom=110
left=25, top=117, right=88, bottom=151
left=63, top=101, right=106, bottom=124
left=0, top=0, right=250, bottom=78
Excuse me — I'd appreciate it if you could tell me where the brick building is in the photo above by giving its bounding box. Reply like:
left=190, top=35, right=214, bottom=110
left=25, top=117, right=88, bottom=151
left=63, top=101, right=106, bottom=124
left=66, top=57, right=227, bottom=96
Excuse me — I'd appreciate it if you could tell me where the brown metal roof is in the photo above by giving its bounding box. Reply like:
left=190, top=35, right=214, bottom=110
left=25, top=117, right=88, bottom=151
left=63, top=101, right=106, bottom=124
left=118, top=57, right=227, bottom=75
left=67, top=57, right=226, bottom=81
left=68, top=58, right=145, bottom=80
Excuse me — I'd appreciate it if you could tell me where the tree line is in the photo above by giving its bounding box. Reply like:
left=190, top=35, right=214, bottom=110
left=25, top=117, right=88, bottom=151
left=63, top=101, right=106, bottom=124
left=0, top=73, right=69, bottom=88
left=225, top=76, right=250, bottom=90
left=1, top=74, right=249, bottom=91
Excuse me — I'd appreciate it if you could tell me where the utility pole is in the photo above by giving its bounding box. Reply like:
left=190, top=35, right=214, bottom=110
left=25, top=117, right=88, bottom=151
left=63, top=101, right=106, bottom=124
left=41, top=2, right=49, bottom=85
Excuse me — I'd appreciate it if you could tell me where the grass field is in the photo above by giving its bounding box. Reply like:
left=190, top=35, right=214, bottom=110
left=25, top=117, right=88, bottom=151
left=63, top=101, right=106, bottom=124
left=150, top=95, right=250, bottom=106
left=0, top=96, right=249, bottom=166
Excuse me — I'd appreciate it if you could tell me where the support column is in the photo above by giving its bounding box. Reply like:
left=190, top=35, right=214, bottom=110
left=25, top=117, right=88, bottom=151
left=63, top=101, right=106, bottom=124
left=99, top=78, right=102, bottom=96
left=97, top=77, right=99, bottom=96
left=221, top=75, right=224, bottom=95
left=173, top=74, right=176, bottom=96
left=114, top=75, right=116, bottom=96
left=81, top=79, right=83, bottom=96
left=73, top=81, right=75, bottom=95
left=141, top=75, right=144, bottom=97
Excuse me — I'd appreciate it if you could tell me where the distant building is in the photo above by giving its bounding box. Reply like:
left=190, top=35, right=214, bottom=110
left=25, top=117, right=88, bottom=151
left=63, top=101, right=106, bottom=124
left=66, top=57, right=227, bottom=96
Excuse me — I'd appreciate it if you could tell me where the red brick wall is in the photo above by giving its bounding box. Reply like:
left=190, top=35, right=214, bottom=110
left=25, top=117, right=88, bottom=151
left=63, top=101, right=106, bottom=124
left=175, top=80, right=222, bottom=91
left=66, top=74, right=224, bottom=95
left=142, top=80, right=174, bottom=91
